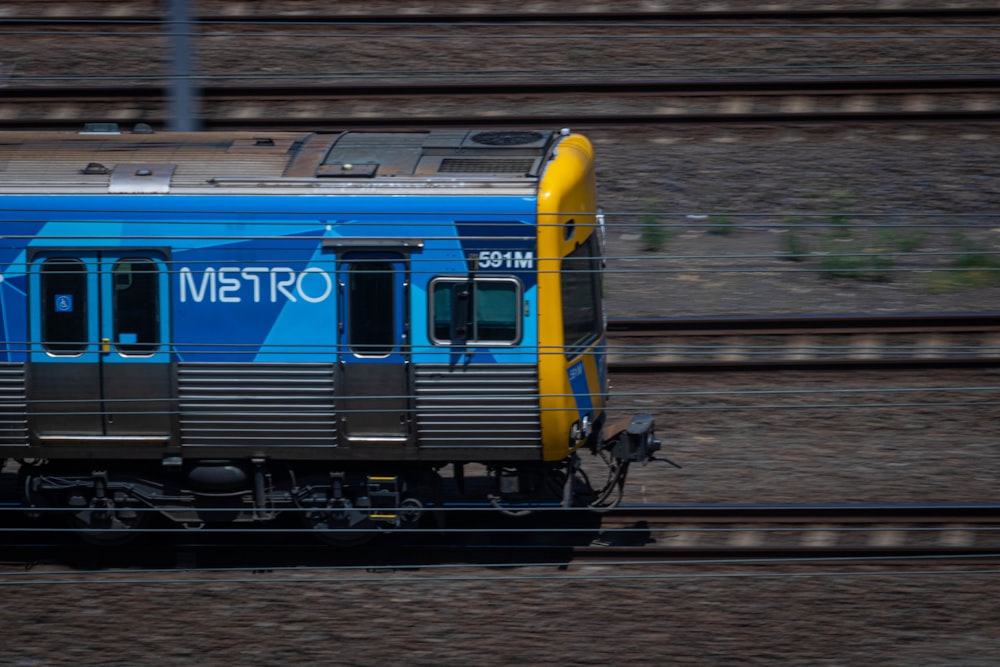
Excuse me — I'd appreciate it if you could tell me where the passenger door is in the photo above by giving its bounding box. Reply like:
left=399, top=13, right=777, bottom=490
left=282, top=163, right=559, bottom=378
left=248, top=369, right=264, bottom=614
left=28, top=251, right=172, bottom=446
left=337, top=252, right=411, bottom=443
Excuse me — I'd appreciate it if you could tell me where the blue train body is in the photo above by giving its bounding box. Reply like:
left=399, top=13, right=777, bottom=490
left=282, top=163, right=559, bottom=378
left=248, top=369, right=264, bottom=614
left=0, top=128, right=658, bottom=540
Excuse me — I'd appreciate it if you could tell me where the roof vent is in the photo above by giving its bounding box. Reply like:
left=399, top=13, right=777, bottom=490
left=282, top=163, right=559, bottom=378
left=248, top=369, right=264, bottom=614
left=470, top=131, right=545, bottom=146
left=438, top=158, right=536, bottom=174
left=82, top=162, right=110, bottom=175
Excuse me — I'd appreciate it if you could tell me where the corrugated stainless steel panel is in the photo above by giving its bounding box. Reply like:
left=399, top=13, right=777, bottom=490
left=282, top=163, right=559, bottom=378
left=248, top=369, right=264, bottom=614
left=0, top=364, right=28, bottom=446
left=178, top=363, right=337, bottom=448
left=414, top=364, right=540, bottom=450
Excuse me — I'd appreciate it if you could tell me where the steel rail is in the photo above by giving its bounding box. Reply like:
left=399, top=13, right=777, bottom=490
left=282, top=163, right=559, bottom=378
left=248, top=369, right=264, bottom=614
left=4, top=111, right=995, bottom=133
left=7, top=77, right=999, bottom=99
left=2, top=506, right=999, bottom=571
left=2, top=502, right=997, bottom=526
left=1, top=461, right=997, bottom=563
left=586, top=503, right=1000, bottom=558
left=605, top=502, right=1000, bottom=523
left=3, top=6, right=999, bottom=25
left=3, top=77, right=998, bottom=131
left=605, top=313, right=1000, bottom=370
left=607, top=313, right=1000, bottom=336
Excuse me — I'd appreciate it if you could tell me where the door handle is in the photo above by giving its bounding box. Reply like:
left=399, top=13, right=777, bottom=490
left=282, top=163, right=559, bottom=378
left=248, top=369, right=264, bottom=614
left=100, top=337, right=111, bottom=353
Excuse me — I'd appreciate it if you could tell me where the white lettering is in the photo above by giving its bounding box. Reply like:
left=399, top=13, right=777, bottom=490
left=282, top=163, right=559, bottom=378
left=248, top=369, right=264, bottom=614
left=178, top=266, right=335, bottom=304
left=271, top=268, right=297, bottom=302
left=240, top=267, right=269, bottom=302
left=513, top=251, right=533, bottom=269
left=296, top=267, right=333, bottom=303
left=477, top=250, right=534, bottom=270
left=180, top=267, right=215, bottom=303
left=217, top=267, right=242, bottom=303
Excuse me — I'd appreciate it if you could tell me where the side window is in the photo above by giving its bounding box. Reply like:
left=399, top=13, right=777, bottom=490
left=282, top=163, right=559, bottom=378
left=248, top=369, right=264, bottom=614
left=113, top=259, right=160, bottom=355
left=348, top=261, right=394, bottom=356
left=430, top=278, right=521, bottom=345
left=432, top=283, right=453, bottom=341
left=41, top=258, right=88, bottom=354
left=475, top=280, right=518, bottom=341
left=561, top=233, right=603, bottom=357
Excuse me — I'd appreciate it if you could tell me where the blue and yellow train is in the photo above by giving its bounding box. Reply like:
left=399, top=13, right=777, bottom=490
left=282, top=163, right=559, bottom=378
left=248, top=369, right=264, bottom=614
left=0, top=126, right=658, bottom=541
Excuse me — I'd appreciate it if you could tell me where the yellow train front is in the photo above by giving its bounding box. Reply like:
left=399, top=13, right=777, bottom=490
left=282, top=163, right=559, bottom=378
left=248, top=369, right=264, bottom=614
left=530, top=130, right=661, bottom=505
left=0, top=127, right=660, bottom=541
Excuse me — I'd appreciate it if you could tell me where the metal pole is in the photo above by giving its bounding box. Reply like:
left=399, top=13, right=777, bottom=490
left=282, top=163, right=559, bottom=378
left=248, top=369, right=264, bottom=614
left=165, top=0, right=200, bottom=131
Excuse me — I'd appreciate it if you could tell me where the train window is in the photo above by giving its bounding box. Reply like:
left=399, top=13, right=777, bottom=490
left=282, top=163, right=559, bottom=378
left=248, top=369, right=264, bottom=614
left=41, top=258, right=88, bottom=354
left=561, top=234, right=603, bottom=357
left=431, top=284, right=455, bottom=341
left=113, top=259, right=160, bottom=354
left=430, top=277, right=520, bottom=345
left=348, top=261, right=394, bottom=356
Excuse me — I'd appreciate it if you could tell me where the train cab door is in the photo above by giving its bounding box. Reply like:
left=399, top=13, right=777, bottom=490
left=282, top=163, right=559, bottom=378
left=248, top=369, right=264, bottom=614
left=336, top=252, right=411, bottom=445
left=27, top=251, right=172, bottom=449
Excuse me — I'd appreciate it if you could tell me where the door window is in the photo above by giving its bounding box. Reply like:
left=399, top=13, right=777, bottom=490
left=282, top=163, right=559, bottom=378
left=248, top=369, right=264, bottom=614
left=347, top=261, right=395, bottom=356
left=38, top=255, right=163, bottom=357
left=113, top=259, right=160, bottom=354
left=40, top=258, right=88, bottom=354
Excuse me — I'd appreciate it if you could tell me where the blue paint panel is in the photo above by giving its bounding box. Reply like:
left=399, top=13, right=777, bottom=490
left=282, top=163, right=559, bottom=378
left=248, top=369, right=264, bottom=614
left=0, top=221, right=45, bottom=269
left=567, top=359, right=594, bottom=422
left=172, top=231, right=335, bottom=362
left=0, top=274, right=27, bottom=362
left=257, top=245, right=339, bottom=363
left=596, top=345, right=608, bottom=393
left=2, top=193, right=535, bottom=222
left=0, top=193, right=540, bottom=364
left=454, top=220, right=537, bottom=283
left=0, top=222, right=44, bottom=361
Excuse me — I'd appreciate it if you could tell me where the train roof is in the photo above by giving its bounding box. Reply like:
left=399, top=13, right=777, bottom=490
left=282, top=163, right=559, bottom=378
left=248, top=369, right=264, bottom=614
left=0, top=127, right=565, bottom=196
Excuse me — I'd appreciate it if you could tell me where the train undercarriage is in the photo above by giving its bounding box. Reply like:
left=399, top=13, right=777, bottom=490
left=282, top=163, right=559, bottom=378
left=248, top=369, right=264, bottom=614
left=10, top=414, right=662, bottom=545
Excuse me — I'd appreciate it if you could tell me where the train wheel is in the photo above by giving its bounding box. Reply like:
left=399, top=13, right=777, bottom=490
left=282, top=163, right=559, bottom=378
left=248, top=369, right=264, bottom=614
left=71, top=499, right=147, bottom=546
left=301, top=499, right=377, bottom=547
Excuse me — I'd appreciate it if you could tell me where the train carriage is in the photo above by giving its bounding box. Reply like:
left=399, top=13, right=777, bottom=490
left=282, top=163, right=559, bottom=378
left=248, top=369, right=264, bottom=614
left=0, top=126, right=658, bottom=540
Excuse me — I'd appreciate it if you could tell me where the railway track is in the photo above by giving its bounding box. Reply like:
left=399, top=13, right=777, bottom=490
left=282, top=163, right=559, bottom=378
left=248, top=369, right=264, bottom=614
left=593, top=503, right=1000, bottom=556
left=606, top=313, right=1000, bottom=370
left=4, top=3, right=999, bottom=23
left=2, top=503, right=998, bottom=576
left=3, top=1, right=998, bottom=130
left=2, top=457, right=998, bottom=569
left=2, top=77, right=997, bottom=131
